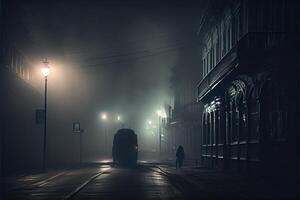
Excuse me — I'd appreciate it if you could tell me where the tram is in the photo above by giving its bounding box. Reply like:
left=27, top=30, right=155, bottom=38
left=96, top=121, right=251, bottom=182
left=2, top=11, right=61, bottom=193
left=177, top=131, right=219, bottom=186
left=112, top=129, right=138, bottom=166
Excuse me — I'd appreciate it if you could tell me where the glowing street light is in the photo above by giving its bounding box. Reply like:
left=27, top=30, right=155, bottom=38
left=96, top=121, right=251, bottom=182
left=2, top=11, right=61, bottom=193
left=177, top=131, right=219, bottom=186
left=156, top=109, right=167, bottom=118
left=41, top=65, right=50, bottom=77
left=147, top=120, right=152, bottom=125
left=117, top=115, right=121, bottom=121
left=156, top=110, right=162, bottom=117
left=41, top=58, right=50, bottom=171
left=100, top=112, right=108, bottom=154
left=101, top=113, right=107, bottom=121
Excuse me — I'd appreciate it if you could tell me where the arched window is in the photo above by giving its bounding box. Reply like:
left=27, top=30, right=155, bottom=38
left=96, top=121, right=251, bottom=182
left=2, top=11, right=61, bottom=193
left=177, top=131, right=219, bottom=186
left=227, top=80, right=247, bottom=143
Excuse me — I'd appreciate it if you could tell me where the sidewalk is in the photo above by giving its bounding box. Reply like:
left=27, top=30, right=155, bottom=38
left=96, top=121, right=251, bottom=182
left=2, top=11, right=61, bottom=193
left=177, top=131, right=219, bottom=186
left=159, top=160, right=298, bottom=199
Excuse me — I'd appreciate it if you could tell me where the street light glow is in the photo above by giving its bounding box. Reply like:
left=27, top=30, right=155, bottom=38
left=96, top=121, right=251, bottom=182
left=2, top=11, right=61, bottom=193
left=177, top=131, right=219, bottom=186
left=41, top=67, right=50, bottom=77
left=101, top=113, right=107, bottom=121
left=156, top=109, right=167, bottom=118
left=156, top=110, right=162, bottom=116
left=148, top=120, right=152, bottom=125
left=117, top=115, right=121, bottom=121
left=41, top=59, right=50, bottom=77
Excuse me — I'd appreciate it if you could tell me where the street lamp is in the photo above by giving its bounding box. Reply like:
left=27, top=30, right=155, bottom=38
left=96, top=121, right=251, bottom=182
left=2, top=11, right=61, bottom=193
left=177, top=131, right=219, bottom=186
left=101, top=113, right=107, bottom=121
left=41, top=58, right=50, bottom=171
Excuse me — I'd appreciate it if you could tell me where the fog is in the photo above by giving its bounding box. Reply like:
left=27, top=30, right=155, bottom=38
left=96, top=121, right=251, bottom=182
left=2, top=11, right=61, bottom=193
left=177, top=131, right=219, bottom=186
left=15, top=0, right=204, bottom=165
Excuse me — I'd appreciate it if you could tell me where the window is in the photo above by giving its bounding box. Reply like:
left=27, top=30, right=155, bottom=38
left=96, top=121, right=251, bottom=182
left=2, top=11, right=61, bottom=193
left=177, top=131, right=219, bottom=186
left=226, top=105, right=232, bottom=144
left=227, top=21, right=232, bottom=52
left=213, top=43, right=217, bottom=67
left=211, top=112, right=215, bottom=144
left=264, top=86, right=288, bottom=141
left=216, top=34, right=220, bottom=63
left=217, top=109, right=225, bottom=144
left=207, top=51, right=211, bottom=73
left=249, top=91, right=259, bottom=140
left=222, top=27, right=227, bottom=56
left=239, top=103, right=248, bottom=141
left=203, top=112, right=207, bottom=145
left=232, top=102, right=238, bottom=142
left=233, top=9, right=241, bottom=45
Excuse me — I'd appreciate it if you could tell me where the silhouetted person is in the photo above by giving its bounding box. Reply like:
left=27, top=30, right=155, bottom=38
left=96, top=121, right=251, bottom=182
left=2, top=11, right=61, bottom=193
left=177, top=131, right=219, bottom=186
left=176, top=145, right=185, bottom=169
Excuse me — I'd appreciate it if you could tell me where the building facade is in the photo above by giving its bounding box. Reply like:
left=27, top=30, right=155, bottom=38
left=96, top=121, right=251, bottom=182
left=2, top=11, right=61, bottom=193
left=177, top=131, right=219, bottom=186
left=0, top=0, right=43, bottom=175
left=197, top=0, right=298, bottom=177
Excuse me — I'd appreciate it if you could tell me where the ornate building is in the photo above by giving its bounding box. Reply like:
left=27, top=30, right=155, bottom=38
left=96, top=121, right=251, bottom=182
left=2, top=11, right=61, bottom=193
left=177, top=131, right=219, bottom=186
left=0, top=0, right=43, bottom=175
left=197, top=0, right=298, bottom=177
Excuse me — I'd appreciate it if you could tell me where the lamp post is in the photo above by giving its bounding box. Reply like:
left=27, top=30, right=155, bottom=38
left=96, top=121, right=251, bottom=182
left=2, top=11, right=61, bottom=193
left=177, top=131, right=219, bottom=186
left=41, top=59, right=50, bottom=171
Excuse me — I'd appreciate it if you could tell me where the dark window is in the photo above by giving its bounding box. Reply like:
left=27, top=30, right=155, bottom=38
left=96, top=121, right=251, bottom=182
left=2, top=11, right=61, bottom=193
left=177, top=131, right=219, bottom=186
left=222, top=28, right=226, bottom=56
left=249, top=91, right=259, bottom=140
left=264, top=87, right=288, bottom=141
left=226, top=106, right=232, bottom=144
left=216, top=110, right=222, bottom=144
left=203, top=112, right=207, bottom=145
left=239, top=104, right=248, bottom=141
left=208, top=113, right=211, bottom=145
left=211, top=112, right=215, bottom=144
left=232, top=103, right=238, bottom=142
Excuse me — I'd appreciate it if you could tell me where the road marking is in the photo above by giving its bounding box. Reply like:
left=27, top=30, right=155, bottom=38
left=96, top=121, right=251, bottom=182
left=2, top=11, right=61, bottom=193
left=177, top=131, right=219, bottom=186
left=33, top=171, right=66, bottom=187
left=63, top=171, right=104, bottom=200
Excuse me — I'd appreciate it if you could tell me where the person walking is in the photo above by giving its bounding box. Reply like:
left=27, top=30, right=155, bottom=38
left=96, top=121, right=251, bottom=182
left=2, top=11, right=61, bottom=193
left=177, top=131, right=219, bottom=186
left=176, top=145, right=185, bottom=169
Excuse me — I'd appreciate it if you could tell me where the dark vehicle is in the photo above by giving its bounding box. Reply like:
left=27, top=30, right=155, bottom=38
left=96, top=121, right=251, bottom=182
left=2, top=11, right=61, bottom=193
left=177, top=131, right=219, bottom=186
left=112, top=129, right=138, bottom=166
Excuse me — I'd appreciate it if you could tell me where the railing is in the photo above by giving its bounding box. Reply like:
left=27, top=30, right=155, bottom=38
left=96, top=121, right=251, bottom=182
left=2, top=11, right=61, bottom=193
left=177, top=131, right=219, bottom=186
left=197, top=31, right=290, bottom=101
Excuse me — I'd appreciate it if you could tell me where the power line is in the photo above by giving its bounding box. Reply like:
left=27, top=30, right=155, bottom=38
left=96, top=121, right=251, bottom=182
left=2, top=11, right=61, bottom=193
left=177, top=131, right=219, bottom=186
left=80, top=43, right=198, bottom=68
left=81, top=40, right=193, bottom=62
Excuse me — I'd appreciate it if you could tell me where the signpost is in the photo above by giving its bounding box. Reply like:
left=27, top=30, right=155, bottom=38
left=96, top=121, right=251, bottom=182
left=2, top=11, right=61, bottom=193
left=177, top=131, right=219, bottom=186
left=73, top=122, right=84, bottom=164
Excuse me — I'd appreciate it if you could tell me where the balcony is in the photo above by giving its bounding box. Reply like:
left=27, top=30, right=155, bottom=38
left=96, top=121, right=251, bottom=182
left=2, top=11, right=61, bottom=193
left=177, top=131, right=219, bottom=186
left=197, top=31, right=291, bottom=102
left=197, top=45, right=238, bottom=101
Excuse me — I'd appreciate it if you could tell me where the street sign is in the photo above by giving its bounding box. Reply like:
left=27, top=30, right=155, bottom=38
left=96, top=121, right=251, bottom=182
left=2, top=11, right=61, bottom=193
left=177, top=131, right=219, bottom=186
left=36, top=109, right=45, bottom=124
left=73, top=122, right=81, bottom=133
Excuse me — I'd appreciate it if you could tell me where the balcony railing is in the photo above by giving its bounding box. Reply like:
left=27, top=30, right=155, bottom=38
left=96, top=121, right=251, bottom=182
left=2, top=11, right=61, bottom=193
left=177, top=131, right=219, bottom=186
left=197, top=31, right=290, bottom=102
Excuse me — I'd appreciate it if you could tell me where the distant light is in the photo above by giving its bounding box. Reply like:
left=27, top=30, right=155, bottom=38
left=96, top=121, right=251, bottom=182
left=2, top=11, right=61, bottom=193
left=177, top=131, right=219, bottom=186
left=156, top=110, right=162, bottom=117
left=41, top=67, right=50, bottom=77
left=41, top=58, right=50, bottom=77
left=117, top=115, right=121, bottom=121
left=148, top=120, right=152, bottom=125
left=101, top=113, right=107, bottom=121
left=156, top=109, right=167, bottom=118
left=161, top=134, right=164, bottom=137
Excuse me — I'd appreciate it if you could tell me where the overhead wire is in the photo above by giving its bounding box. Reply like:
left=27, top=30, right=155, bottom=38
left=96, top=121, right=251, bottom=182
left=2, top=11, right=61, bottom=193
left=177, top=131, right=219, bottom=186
left=79, top=42, right=198, bottom=68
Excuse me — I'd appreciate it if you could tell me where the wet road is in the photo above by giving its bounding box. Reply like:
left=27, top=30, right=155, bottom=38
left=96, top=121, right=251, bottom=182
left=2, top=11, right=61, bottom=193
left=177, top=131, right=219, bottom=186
left=3, top=163, right=202, bottom=200
left=73, top=166, right=183, bottom=200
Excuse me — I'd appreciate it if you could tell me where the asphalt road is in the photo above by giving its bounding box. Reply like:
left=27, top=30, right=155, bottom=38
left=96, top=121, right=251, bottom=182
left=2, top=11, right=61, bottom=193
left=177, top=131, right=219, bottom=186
left=3, top=163, right=206, bottom=200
